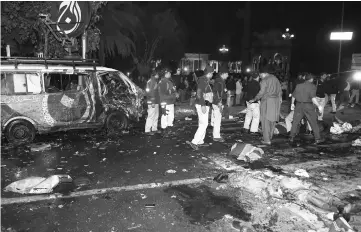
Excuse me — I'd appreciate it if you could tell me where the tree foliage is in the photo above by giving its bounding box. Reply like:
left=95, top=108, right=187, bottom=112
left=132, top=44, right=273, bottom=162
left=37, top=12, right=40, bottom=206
left=1, top=1, right=186, bottom=75
left=132, top=5, right=186, bottom=76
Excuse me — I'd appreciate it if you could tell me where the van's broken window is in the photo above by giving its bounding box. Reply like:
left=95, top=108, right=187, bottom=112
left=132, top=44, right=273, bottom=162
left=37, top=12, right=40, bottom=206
left=44, top=73, right=88, bottom=93
left=0, top=73, right=41, bottom=95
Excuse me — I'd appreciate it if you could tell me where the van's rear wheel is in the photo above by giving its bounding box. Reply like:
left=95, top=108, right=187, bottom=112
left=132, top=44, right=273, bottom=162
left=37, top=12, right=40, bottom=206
left=106, top=112, right=129, bottom=134
left=5, top=120, right=36, bottom=145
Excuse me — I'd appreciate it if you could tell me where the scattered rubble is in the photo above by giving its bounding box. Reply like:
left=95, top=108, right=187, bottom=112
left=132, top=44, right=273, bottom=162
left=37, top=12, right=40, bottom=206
left=330, top=122, right=353, bottom=135
left=352, top=137, right=361, bottom=147
left=294, top=169, right=310, bottom=178
left=28, top=143, right=51, bottom=152
left=229, top=143, right=264, bottom=162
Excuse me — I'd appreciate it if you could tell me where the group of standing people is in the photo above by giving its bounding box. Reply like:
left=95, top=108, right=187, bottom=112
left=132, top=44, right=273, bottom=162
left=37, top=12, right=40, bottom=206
left=144, top=67, right=177, bottom=135
left=144, top=64, right=360, bottom=149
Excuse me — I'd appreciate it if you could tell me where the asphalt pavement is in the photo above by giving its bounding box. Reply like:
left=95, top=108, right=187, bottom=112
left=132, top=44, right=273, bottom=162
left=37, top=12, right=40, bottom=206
left=1, top=102, right=361, bottom=232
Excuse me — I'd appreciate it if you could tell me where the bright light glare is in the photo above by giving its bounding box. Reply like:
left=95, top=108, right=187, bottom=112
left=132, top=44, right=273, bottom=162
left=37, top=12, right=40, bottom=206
left=127, top=72, right=130, bottom=76
left=354, top=71, right=361, bottom=81
left=290, top=34, right=294, bottom=38
left=282, top=34, right=286, bottom=38
left=330, top=32, right=353, bottom=40
left=286, top=28, right=289, bottom=32
left=246, top=68, right=251, bottom=72
left=184, top=67, right=188, bottom=71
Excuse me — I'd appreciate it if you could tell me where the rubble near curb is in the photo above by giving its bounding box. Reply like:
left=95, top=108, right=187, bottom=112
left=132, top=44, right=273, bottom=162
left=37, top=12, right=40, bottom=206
left=208, top=155, right=359, bottom=232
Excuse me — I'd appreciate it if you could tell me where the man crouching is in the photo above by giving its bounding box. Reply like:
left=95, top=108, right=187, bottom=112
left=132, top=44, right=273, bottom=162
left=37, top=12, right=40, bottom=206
left=187, top=65, right=214, bottom=150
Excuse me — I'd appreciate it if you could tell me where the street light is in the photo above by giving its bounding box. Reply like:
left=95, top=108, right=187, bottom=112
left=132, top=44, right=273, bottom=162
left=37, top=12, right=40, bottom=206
left=329, top=2, right=352, bottom=77
left=219, top=45, right=229, bottom=54
left=282, top=28, right=295, bottom=40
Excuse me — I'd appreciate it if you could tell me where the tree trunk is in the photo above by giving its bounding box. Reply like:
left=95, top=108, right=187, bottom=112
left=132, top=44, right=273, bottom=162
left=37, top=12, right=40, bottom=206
left=241, top=2, right=251, bottom=69
left=44, top=30, right=49, bottom=58
left=99, top=37, right=105, bottom=66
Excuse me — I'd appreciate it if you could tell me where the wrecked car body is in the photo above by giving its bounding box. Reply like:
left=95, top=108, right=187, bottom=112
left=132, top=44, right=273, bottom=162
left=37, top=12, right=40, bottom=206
left=1, top=57, right=145, bottom=145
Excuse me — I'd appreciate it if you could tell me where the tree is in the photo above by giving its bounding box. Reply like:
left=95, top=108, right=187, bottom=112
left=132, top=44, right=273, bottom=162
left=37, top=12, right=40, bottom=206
left=132, top=6, right=186, bottom=76
left=93, top=2, right=141, bottom=65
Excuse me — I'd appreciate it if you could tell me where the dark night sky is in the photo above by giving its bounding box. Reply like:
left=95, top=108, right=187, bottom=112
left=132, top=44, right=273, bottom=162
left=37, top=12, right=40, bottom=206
left=177, top=1, right=361, bottom=75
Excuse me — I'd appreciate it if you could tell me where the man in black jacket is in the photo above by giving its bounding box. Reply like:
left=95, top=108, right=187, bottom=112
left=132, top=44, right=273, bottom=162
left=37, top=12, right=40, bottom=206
left=242, top=72, right=261, bottom=134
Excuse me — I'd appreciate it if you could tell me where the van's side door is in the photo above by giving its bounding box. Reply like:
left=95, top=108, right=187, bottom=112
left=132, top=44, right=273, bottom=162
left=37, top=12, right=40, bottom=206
left=42, top=71, right=94, bottom=127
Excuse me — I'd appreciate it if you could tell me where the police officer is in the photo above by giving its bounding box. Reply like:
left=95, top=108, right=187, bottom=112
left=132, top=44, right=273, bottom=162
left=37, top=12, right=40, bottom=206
left=144, top=70, right=160, bottom=135
left=158, top=67, right=177, bottom=131
left=289, top=73, right=325, bottom=144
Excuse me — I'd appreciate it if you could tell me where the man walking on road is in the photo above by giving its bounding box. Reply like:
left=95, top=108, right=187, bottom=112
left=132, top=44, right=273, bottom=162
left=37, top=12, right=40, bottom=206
left=315, top=73, right=327, bottom=120
left=324, top=74, right=337, bottom=114
left=243, top=72, right=261, bottom=134
left=158, top=67, right=177, bottom=132
left=349, top=78, right=360, bottom=106
left=145, top=70, right=160, bottom=135
left=187, top=65, right=214, bottom=150
left=235, top=78, right=243, bottom=105
left=211, top=65, right=228, bottom=143
left=249, top=66, right=282, bottom=145
left=289, top=74, right=324, bottom=144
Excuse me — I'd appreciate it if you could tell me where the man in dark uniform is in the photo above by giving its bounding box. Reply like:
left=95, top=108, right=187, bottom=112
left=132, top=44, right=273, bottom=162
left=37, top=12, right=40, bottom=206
left=289, top=73, right=325, bottom=144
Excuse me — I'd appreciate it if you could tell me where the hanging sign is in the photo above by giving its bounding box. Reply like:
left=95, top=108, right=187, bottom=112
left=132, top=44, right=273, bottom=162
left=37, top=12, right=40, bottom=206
left=50, top=1, right=92, bottom=38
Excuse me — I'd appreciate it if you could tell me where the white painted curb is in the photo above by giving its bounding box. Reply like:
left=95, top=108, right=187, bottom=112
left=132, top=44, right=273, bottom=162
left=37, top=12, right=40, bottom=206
left=1, top=177, right=212, bottom=205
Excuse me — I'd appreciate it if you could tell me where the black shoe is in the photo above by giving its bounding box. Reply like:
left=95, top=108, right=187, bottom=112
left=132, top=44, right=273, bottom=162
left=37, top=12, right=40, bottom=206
left=241, top=128, right=249, bottom=133
left=186, top=141, right=199, bottom=150
left=331, top=111, right=336, bottom=114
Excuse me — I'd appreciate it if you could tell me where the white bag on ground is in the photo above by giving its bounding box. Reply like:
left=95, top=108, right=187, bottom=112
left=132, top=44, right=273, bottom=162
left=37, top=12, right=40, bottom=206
left=229, top=143, right=264, bottom=162
left=330, top=122, right=352, bottom=135
left=4, top=175, right=72, bottom=194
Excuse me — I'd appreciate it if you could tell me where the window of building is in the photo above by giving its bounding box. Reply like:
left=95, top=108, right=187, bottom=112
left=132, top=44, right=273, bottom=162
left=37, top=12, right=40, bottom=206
left=44, top=73, right=88, bottom=93
left=1, top=73, right=42, bottom=95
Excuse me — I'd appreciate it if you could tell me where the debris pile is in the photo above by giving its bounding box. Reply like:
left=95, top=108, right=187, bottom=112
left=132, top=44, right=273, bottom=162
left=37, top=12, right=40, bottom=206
left=330, top=122, right=353, bottom=135
left=229, top=143, right=264, bottom=162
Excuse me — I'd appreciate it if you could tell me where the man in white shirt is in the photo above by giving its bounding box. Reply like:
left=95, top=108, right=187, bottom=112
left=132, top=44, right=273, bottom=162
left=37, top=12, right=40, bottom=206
left=235, top=78, right=243, bottom=105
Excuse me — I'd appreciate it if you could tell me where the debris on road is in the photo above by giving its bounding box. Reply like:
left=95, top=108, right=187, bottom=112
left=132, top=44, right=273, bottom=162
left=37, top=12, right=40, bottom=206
left=73, top=151, right=86, bottom=156
left=140, top=193, right=147, bottom=199
left=4, top=175, right=73, bottom=194
left=294, top=169, right=310, bottom=178
left=28, top=143, right=51, bottom=152
left=352, top=137, right=361, bottom=146
left=330, top=122, right=352, bottom=135
left=229, top=143, right=264, bottom=162
left=185, top=117, right=192, bottom=121
left=166, top=169, right=177, bottom=174
left=182, top=169, right=188, bottom=172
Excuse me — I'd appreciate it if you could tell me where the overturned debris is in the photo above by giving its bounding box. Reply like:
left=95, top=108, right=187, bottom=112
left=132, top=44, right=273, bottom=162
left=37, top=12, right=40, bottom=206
left=229, top=143, right=264, bottom=162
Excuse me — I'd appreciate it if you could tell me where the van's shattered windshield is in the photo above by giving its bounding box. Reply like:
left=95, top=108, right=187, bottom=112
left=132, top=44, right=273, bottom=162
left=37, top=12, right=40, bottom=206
left=99, top=71, right=145, bottom=120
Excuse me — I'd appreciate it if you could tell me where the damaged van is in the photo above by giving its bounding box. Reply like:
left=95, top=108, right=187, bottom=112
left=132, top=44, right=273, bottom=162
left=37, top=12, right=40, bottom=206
left=1, top=57, right=145, bottom=145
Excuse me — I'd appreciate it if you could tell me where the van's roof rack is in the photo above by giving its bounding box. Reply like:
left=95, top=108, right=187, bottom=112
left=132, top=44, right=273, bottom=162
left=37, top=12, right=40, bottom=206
left=0, top=56, right=99, bottom=71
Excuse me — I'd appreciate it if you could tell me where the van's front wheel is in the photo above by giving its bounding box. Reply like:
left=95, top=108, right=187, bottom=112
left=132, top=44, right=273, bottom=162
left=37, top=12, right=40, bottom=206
left=5, top=120, right=36, bottom=145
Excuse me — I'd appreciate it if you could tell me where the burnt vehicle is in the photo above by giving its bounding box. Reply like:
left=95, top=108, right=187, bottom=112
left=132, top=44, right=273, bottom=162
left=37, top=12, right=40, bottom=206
left=1, top=57, right=145, bottom=145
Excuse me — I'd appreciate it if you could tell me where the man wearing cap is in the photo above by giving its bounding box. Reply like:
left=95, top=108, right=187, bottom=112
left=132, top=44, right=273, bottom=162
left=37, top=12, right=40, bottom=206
left=211, top=65, right=228, bottom=142
left=248, top=65, right=282, bottom=145
left=243, top=72, right=261, bottom=134
left=145, top=70, right=160, bottom=135
left=187, top=65, right=214, bottom=150
left=289, top=73, right=324, bottom=144
left=158, top=67, right=177, bottom=131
